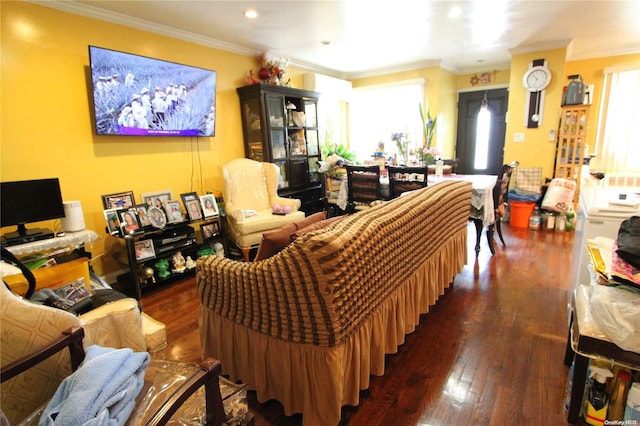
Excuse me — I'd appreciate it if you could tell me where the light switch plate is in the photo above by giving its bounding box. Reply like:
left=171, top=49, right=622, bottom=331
left=514, top=132, right=525, bottom=142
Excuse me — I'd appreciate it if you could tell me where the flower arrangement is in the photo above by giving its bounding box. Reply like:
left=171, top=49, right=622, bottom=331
left=392, top=131, right=410, bottom=164
left=418, top=103, right=438, bottom=163
left=256, top=53, right=290, bottom=86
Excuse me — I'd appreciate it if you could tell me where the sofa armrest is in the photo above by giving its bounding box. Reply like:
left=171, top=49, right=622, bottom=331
left=79, top=298, right=147, bottom=352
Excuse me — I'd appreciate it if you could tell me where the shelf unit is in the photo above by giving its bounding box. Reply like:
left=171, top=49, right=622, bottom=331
left=554, top=105, right=590, bottom=207
left=236, top=83, right=323, bottom=213
left=116, top=216, right=224, bottom=300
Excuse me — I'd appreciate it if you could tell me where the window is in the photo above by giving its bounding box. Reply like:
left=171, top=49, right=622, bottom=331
left=350, top=80, right=424, bottom=162
left=595, top=67, right=640, bottom=173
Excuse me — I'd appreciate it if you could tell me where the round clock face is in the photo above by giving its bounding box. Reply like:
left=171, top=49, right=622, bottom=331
left=523, top=66, right=551, bottom=92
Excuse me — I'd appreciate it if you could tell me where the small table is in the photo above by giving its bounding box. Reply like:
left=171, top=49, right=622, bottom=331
left=564, top=284, right=640, bottom=423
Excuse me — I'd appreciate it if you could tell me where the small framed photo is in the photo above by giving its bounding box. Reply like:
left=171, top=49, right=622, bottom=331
left=201, top=221, right=220, bottom=240
left=164, top=200, right=184, bottom=224
left=148, top=206, right=167, bottom=229
left=200, top=194, right=219, bottom=218
left=119, top=209, right=143, bottom=235
left=181, top=192, right=203, bottom=221
left=134, top=239, right=156, bottom=261
left=141, top=190, right=173, bottom=211
left=134, top=204, right=151, bottom=227
left=102, top=191, right=135, bottom=210
left=103, top=208, right=121, bottom=235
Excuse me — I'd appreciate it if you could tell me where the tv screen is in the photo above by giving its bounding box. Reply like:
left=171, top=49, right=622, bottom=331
left=1, top=178, right=65, bottom=240
left=88, top=45, right=217, bottom=137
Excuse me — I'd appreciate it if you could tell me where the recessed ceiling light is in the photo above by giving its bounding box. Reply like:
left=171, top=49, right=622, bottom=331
left=244, top=9, right=258, bottom=19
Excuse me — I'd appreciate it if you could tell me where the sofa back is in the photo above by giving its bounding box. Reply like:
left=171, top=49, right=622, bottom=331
left=197, top=180, right=472, bottom=347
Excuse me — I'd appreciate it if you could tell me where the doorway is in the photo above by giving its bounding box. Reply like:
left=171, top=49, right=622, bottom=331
left=456, top=88, right=509, bottom=175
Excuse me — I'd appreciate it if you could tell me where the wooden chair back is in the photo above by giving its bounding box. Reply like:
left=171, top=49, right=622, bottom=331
left=387, top=165, right=428, bottom=199
left=345, top=165, right=381, bottom=210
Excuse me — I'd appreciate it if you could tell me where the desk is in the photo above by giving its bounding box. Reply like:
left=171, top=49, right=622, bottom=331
left=564, top=284, right=640, bottom=423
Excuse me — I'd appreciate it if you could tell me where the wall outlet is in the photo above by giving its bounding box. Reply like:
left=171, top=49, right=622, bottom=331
left=549, top=129, right=556, bottom=141
left=514, top=132, right=525, bottom=142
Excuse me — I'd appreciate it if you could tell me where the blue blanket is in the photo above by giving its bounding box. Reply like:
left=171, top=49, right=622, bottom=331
left=39, top=345, right=149, bottom=426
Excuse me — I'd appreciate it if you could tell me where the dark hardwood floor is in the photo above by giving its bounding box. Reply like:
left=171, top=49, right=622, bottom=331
left=140, top=222, right=576, bottom=425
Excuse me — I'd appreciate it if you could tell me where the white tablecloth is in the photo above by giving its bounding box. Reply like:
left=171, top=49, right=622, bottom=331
left=4, top=229, right=100, bottom=256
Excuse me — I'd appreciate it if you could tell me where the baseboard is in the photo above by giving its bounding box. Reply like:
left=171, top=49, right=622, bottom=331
left=100, top=269, right=127, bottom=287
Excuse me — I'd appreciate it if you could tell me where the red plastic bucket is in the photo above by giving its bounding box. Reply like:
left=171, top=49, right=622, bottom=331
left=509, top=201, right=535, bottom=228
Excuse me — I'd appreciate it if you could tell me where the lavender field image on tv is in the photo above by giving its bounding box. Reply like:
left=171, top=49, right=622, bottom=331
left=89, top=46, right=216, bottom=137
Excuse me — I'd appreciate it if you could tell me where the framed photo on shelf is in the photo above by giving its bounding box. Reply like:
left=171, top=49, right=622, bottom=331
left=119, top=209, right=143, bottom=236
left=148, top=206, right=167, bottom=229
left=164, top=200, right=184, bottom=224
left=103, top=208, right=121, bottom=235
left=180, top=192, right=203, bottom=221
left=199, top=194, right=219, bottom=218
left=201, top=221, right=220, bottom=240
left=134, top=204, right=151, bottom=227
left=134, top=239, right=156, bottom=261
left=101, top=191, right=135, bottom=210
left=141, top=190, right=173, bottom=211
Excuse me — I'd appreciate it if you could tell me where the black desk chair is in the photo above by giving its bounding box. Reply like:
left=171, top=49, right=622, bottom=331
left=345, top=165, right=382, bottom=213
left=387, top=165, right=428, bottom=199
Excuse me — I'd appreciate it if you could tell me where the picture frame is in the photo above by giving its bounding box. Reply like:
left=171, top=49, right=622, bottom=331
left=101, top=191, right=135, bottom=210
left=103, top=208, right=122, bottom=235
left=141, top=190, right=173, bottom=211
left=134, top=239, right=156, bottom=261
left=180, top=192, right=203, bottom=221
left=201, top=221, right=220, bottom=240
left=148, top=206, right=167, bottom=229
left=119, top=208, right=143, bottom=236
left=199, top=194, right=219, bottom=218
left=134, top=204, right=151, bottom=227
left=164, top=199, right=184, bottom=224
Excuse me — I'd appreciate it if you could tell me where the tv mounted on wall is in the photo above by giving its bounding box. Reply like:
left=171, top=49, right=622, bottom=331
left=88, top=45, right=217, bottom=137
left=1, top=178, right=65, bottom=245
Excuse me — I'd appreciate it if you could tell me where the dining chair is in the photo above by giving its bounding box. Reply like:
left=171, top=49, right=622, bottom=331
left=387, top=165, right=428, bottom=199
left=345, top=164, right=382, bottom=213
left=323, top=172, right=345, bottom=217
left=443, top=158, right=460, bottom=174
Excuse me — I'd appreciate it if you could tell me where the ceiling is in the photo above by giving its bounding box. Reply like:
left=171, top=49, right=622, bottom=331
left=41, top=1, right=640, bottom=79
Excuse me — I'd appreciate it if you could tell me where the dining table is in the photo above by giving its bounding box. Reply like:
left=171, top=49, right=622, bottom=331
left=337, top=172, right=498, bottom=255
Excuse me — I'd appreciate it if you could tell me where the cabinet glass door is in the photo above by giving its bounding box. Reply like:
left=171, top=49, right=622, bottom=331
left=308, top=157, right=320, bottom=183
left=266, top=95, right=285, bottom=128
left=304, top=100, right=317, bottom=127
left=306, top=129, right=319, bottom=156
left=271, top=130, right=286, bottom=159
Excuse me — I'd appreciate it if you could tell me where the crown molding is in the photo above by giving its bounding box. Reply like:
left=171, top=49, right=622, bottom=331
left=28, top=0, right=257, bottom=57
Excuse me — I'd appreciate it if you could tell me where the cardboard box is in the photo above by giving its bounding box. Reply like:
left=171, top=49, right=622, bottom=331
left=3, top=257, right=91, bottom=296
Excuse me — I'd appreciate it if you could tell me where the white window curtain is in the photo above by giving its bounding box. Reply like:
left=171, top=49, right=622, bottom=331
left=350, top=80, right=424, bottom=162
left=595, top=67, right=640, bottom=173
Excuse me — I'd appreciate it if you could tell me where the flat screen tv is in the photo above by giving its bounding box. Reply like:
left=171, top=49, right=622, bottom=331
left=1, top=178, right=65, bottom=242
left=88, top=45, right=217, bottom=137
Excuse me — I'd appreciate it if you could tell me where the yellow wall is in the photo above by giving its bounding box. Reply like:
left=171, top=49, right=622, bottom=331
left=0, top=2, right=305, bottom=276
left=504, top=48, right=568, bottom=179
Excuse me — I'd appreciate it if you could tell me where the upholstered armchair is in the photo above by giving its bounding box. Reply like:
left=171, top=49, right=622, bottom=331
left=222, top=158, right=305, bottom=261
left=0, top=280, right=167, bottom=424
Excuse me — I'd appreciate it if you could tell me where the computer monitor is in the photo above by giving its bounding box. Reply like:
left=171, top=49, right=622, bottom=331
left=1, top=178, right=65, bottom=242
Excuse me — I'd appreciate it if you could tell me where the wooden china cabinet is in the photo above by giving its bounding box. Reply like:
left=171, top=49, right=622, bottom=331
left=236, top=84, right=323, bottom=213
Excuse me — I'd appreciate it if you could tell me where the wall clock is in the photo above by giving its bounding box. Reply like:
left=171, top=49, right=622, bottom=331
left=523, top=65, right=551, bottom=92
left=523, top=59, right=550, bottom=128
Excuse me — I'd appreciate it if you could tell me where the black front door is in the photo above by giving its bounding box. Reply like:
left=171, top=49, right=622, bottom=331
left=456, top=89, right=509, bottom=175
